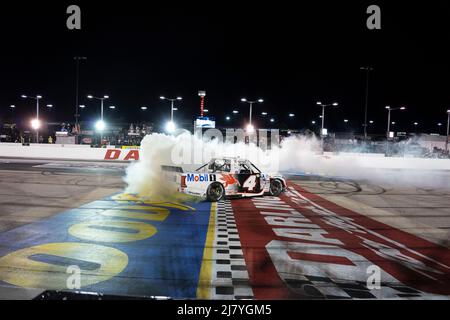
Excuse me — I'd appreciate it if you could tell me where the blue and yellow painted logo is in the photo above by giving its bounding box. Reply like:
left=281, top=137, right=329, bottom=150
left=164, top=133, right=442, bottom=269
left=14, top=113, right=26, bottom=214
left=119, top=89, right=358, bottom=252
left=0, top=193, right=214, bottom=298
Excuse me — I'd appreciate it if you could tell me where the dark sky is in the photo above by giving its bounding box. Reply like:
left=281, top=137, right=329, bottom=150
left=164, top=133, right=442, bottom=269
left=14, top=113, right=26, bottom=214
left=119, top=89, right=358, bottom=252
left=1, top=1, right=450, bottom=134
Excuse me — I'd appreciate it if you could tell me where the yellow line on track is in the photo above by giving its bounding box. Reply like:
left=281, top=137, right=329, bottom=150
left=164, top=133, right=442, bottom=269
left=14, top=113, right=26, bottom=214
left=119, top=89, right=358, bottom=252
left=196, top=202, right=216, bottom=299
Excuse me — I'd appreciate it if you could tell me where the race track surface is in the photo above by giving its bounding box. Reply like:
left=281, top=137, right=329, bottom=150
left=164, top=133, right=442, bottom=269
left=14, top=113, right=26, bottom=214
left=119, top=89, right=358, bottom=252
left=0, top=159, right=449, bottom=299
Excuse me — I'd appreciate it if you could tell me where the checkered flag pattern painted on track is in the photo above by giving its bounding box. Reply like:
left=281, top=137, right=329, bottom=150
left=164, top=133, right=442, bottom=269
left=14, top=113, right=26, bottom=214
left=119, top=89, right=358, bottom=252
left=210, top=200, right=254, bottom=299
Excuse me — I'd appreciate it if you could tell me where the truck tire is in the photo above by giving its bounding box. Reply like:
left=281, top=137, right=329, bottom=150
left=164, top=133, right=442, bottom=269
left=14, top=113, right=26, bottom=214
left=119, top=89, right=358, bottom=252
left=206, top=182, right=225, bottom=202
left=269, top=179, right=283, bottom=196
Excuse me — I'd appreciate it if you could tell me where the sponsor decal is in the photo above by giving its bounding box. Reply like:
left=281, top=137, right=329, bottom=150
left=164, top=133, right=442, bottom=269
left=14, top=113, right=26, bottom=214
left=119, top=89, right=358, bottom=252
left=219, top=174, right=237, bottom=188
left=186, top=174, right=209, bottom=182
left=232, top=183, right=450, bottom=299
left=104, top=149, right=140, bottom=161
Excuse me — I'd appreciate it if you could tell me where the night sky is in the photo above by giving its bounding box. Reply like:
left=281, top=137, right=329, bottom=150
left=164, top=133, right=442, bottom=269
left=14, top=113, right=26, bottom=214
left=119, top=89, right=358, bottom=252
left=1, top=1, right=450, bottom=134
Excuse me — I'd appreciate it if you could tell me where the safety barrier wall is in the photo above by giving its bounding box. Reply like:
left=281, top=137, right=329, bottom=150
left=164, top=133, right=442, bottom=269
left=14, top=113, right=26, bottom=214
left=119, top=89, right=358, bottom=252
left=0, top=143, right=139, bottom=161
left=0, top=143, right=449, bottom=170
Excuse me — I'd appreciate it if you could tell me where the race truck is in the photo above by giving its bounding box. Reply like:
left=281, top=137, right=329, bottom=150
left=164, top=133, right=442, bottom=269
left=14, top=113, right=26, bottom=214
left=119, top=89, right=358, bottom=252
left=178, top=157, right=286, bottom=201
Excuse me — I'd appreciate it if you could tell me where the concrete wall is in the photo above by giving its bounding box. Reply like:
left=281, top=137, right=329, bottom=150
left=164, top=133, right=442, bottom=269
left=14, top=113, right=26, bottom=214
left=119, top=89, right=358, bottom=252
left=0, top=143, right=139, bottom=161
left=0, top=143, right=449, bottom=170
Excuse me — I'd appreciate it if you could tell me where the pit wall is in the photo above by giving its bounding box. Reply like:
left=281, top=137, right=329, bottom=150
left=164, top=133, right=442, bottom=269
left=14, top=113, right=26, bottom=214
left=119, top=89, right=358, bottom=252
left=0, top=143, right=139, bottom=161
left=0, top=143, right=449, bottom=170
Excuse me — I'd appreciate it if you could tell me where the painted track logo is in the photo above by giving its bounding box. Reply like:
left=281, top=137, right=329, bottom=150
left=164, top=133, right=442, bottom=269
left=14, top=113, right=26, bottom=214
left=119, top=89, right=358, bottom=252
left=231, top=183, right=450, bottom=299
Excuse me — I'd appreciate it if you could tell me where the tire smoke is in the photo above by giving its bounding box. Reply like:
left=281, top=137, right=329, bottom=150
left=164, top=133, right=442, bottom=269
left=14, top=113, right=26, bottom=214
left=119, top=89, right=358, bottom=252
left=124, top=131, right=450, bottom=200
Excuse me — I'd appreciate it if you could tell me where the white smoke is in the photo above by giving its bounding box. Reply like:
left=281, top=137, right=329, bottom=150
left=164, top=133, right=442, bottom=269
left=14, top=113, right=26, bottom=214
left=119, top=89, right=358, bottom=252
left=124, top=131, right=450, bottom=200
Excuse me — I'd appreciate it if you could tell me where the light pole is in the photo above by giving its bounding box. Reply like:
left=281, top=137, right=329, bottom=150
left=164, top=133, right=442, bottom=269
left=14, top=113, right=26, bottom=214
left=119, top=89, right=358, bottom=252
left=21, top=94, right=43, bottom=143
left=361, top=66, right=373, bottom=140
left=160, top=96, right=182, bottom=132
left=385, top=106, right=406, bottom=138
left=241, top=98, right=263, bottom=132
left=446, top=109, right=450, bottom=153
left=385, top=106, right=406, bottom=155
left=74, top=57, right=87, bottom=129
left=316, top=101, right=338, bottom=149
left=87, top=94, right=109, bottom=141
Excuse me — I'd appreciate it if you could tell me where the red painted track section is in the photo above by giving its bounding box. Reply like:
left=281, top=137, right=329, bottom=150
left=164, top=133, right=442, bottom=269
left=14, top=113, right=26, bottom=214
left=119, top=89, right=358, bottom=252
left=232, top=182, right=450, bottom=299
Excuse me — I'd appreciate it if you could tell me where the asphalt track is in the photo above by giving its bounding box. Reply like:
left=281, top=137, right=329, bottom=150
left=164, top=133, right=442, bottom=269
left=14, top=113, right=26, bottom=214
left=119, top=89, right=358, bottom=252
left=0, top=158, right=449, bottom=299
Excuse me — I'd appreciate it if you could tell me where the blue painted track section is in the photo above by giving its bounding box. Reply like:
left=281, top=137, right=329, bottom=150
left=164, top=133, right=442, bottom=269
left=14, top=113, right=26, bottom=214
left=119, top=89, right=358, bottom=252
left=0, top=194, right=212, bottom=298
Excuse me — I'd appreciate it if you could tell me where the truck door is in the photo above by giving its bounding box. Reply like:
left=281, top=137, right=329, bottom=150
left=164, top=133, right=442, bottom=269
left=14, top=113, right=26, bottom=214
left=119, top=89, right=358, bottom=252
left=237, top=164, right=261, bottom=193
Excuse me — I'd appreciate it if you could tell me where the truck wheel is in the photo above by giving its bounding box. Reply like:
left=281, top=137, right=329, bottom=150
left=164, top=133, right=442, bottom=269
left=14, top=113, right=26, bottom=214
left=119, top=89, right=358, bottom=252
left=207, top=182, right=225, bottom=202
left=269, top=179, right=283, bottom=196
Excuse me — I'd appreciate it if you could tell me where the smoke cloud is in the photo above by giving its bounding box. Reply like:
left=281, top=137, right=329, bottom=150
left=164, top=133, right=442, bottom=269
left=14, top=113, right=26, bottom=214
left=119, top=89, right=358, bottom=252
left=124, top=131, right=450, bottom=200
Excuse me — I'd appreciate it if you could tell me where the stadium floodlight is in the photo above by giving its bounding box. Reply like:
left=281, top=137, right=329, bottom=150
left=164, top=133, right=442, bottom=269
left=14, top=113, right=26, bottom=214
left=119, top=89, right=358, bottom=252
left=317, top=101, right=339, bottom=149
left=10, top=105, right=15, bottom=108
left=166, top=121, right=176, bottom=133
left=31, top=120, right=42, bottom=134
left=95, top=120, right=106, bottom=131
left=312, top=120, right=316, bottom=124
left=226, top=116, right=231, bottom=120
left=46, top=104, right=53, bottom=108
left=270, top=118, right=275, bottom=123
left=261, top=112, right=268, bottom=116
left=241, top=98, right=264, bottom=130
left=79, top=105, right=86, bottom=109
left=289, top=113, right=295, bottom=117
left=246, top=123, right=254, bottom=133
left=22, top=94, right=44, bottom=143
left=109, top=105, right=116, bottom=109
left=141, top=106, right=148, bottom=110
left=203, top=109, right=209, bottom=113
left=386, top=105, right=406, bottom=140
left=369, top=120, right=374, bottom=124
left=31, top=119, right=41, bottom=130
left=87, top=94, right=109, bottom=141
left=160, top=96, right=182, bottom=123
left=232, top=110, right=239, bottom=114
